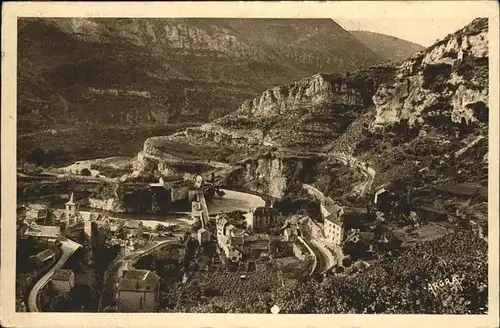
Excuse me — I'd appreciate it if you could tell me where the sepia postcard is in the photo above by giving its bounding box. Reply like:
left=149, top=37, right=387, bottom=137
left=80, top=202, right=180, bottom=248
left=1, top=1, right=499, bottom=328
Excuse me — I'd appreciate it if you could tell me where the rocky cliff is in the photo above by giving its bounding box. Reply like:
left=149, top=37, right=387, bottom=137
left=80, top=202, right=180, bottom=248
left=372, top=18, right=488, bottom=128
left=223, top=154, right=320, bottom=199
left=204, top=65, right=397, bottom=150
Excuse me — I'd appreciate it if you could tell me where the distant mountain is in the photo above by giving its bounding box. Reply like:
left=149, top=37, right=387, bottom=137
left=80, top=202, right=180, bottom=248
left=17, top=18, right=383, bottom=136
left=349, top=30, right=425, bottom=62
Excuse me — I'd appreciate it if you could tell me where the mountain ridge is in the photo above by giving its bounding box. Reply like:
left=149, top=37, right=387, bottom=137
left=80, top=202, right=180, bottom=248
left=349, top=30, right=425, bottom=63
left=18, top=18, right=382, bottom=131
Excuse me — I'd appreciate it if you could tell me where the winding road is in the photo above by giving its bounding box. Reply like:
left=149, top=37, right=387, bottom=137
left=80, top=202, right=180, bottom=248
left=308, top=239, right=336, bottom=274
left=298, top=223, right=336, bottom=275
left=298, top=151, right=376, bottom=274
left=27, top=239, right=82, bottom=312
left=326, top=152, right=375, bottom=197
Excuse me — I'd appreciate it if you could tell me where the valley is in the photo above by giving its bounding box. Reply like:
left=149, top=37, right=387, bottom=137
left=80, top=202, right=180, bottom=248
left=15, top=17, right=489, bottom=315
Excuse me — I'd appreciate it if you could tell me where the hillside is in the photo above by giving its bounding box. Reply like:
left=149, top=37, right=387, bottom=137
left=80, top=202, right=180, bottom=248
left=349, top=30, right=425, bottom=63
left=18, top=18, right=390, bottom=164
left=137, top=18, right=488, bottom=206
left=17, top=18, right=382, bottom=137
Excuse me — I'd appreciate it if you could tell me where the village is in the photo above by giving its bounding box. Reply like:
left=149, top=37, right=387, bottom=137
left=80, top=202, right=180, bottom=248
left=15, top=164, right=469, bottom=313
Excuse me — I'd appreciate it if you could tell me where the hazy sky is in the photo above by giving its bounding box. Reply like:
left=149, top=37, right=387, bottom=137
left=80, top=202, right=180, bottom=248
left=335, top=18, right=477, bottom=47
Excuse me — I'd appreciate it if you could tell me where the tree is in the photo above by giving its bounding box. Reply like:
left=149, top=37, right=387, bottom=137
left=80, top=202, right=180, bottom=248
left=155, top=224, right=168, bottom=232
left=26, top=147, right=46, bottom=165
left=80, top=168, right=92, bottom=176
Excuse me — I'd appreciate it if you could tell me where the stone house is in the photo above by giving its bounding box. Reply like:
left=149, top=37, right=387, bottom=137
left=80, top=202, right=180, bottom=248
left=216, top=214, right=229, bottom=236
left=25, top=205, right=49, bottom=225
left=124, top=221, right=144, bottom=238
left=51, top=269, right=75, bottom=294
left=324, top=209, right=345, bottom=245
left=191, top=201, right=203, bottom=221
left=225, top=224, right=236, bottom=236
left=344, top=230, right=376, bottom=254
left=282, top=225, right=299, bottom=242
left=197, top=228, right=211, bottom=244
left=24, top=223, right=61, bottom=243
left=117, top=269, right=161, bottom=312
left=246, top=206, right=282, bottom=233
left=217, top=235, right=243, bottom=262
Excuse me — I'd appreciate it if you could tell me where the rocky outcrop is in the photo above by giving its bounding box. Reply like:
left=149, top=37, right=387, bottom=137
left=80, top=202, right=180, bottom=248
left=224, top=155, right=320, bottom=198
left=372, top=18, right=488, bottom=128
left=237, top=68, right=395, bottom=118
left=194, top=123, right=265, bottom=148
left=131, top=18, right=489, bottom=205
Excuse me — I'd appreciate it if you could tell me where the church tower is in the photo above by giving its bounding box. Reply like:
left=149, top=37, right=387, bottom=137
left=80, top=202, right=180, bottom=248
left=65, top=192, right=78, bottom=219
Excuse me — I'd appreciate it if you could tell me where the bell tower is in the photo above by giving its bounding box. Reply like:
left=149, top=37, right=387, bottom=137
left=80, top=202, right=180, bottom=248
left=65, top=192, right=78, bottom=219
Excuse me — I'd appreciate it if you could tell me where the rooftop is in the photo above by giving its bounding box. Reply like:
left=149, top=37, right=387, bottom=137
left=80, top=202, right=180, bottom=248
left=324, top=201, right=343, bottom=217
left=218, top=234, right=229, bottom=245
left=118, top=269, right=161, bottom=292
left=34, top=248, right=56, bottom=262
left=65, top=192, right=76, bottom=206
left=124, top=220, right=143, bottom=229
left=28, top=203, right=48, bottom=210
left=217, top=216, right=229, bottom=228
left=253, top=207, right=279, bottom=217
left=230, top=236, right=244, bottom=246
left=359, top=231, right=376, bottom=242
left=325, top=213, right=344, bottom=226
left=53, top=269, right=74, bottom=281
left=24, top=224, right=61, bottom=239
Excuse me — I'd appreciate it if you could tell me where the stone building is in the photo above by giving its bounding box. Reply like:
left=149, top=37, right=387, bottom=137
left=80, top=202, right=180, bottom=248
left=246, top=207, right=282, bottom=233
left=117, top=269, right=161, bottom=312
left=324, top=205, right=345, bottom=245
left=197, top=228, right=211, bottom=244
left=51, top=269, right=75, bottom=294
left=191, top=200, right=203, bottom=221
left=216, top=214, right=229, bottom=236
left=65, top=193, right=79, bottom=225
left=30, top=248, right=57, bottom=267
left=24, top=223, right=61, bottom=244
left=217, top=235, right=243, bottom=262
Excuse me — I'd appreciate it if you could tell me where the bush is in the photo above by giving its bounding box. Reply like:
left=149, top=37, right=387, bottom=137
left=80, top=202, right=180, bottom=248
left=155, top=224, right=168, bottom=232
left=80, top=168, right=92, bottom=176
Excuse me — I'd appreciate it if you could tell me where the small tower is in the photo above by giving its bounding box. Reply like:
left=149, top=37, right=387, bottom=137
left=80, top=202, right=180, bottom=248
left=65, top=192, right=78, bottom=219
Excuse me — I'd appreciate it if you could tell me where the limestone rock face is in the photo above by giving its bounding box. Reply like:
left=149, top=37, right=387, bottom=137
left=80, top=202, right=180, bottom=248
left=224, top=155, right=318, bottom=199
left=372, top=18, right=488, bottom=128
left=238, top=73, right=369, bottom=118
